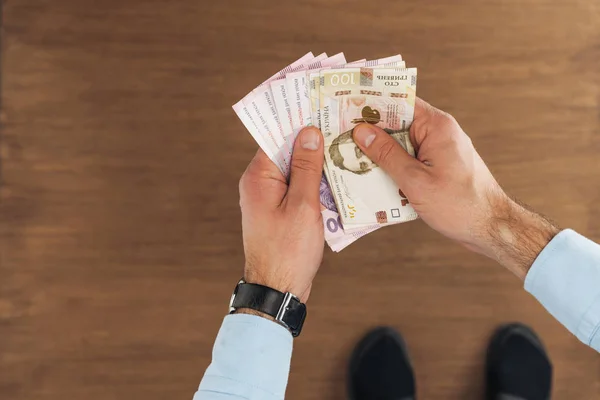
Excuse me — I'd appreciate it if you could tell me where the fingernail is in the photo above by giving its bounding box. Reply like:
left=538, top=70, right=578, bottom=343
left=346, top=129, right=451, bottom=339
left=353, top=124, right=376, bottom=148
left=300, top=128, right=320, bottom=150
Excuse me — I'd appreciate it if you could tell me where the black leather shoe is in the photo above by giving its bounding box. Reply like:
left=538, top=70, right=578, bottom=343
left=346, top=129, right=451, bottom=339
left=486, top=323, right=552, bottom=400
left=348, top=327, right=415, bottom=400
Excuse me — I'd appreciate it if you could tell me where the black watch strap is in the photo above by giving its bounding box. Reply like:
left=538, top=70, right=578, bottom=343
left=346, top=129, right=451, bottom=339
left=229, top=281, right=307, bottom=337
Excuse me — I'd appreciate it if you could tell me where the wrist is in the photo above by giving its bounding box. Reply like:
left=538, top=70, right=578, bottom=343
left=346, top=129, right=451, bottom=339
left=233, top=308, right=276, bottom=322
left=230, top=279, right=308, bottom=337
left=475, top=194, right=559, bottom=279
left=244, top=267, right=311, bottom=303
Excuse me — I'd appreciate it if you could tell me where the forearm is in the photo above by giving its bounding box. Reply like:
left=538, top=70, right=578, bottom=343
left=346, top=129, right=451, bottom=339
left=474, top=195, right=600, bottom=351
left=479, top=195, right=560, bottom=279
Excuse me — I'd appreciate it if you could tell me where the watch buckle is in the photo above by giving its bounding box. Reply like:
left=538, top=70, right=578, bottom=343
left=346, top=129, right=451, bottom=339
left=228, top=279, right=245, bottom=313
left=275, top=292, right=297, bottom=324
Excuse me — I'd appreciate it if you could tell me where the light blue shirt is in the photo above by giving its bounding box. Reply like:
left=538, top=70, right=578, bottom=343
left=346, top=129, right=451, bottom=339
left=194, top=229, right=600, bottom=399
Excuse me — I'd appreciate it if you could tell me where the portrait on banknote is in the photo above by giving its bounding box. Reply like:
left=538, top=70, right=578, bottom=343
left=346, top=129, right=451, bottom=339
left=328, top=127, right=411, bottom=175
left=327, top=94, right=414, bottom=175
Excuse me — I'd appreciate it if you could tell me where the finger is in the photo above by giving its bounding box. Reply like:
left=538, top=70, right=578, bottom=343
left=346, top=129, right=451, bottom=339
left=244, top=149, right=286, bottom=183
left=239, top=149, right=287, bottom=208
left=352, top=123, right=424, bottom=189
left=412, top=97, right=456, bottom=157
left=413, top=97, right=434, bottom=121
left=410, top=97, right=435, bottom=150
left=286, top=127, right=325, bottom=208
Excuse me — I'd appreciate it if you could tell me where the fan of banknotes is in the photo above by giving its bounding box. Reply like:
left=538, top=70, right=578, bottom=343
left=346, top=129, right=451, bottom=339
left=233, top=52, right=418, bottom=252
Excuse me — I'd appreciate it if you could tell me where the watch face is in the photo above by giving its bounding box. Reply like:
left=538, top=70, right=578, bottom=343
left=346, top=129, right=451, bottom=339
left=283, top=302, right=307, bottom=337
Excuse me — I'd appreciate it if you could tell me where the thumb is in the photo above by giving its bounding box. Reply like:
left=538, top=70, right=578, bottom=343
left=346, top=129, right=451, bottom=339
left=286, top=127, right=325, bottom=208
left=352, top=123, right=423, bottom=188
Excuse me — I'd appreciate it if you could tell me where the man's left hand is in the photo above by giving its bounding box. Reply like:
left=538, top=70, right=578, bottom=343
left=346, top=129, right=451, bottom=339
left=239, top=127, right=325, bottom=303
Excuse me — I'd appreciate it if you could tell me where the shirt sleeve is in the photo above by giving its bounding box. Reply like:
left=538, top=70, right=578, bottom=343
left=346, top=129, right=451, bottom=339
left=193, top=314, right=293, bottom=400
left=525, top=229, right=600, bottom=351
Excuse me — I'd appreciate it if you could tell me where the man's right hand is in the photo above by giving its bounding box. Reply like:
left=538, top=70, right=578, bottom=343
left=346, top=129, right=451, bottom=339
left=352, top=98, right=559, bottom=279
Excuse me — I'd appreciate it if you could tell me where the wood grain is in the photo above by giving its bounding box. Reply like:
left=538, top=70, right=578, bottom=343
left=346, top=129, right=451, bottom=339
left=1, top=0, right=599, bottom=399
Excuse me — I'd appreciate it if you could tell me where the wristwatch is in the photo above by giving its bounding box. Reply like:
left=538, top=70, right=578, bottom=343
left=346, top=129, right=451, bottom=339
left=229, top=279, right=307, bottom=337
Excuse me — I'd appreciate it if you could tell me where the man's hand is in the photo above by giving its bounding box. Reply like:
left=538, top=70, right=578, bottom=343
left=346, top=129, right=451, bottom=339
left=352, top=98, right=559, bottom=278
left=239, top=127, right=325, bottom=303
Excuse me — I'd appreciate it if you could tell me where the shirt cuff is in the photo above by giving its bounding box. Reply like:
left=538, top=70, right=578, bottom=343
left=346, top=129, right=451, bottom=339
left=525, top=229, right=600, bottom=347
left=195, top=314, right=293, bottom=400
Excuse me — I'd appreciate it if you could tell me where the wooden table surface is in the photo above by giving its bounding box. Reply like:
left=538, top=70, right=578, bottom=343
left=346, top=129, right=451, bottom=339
left=1, top=1, right=599, bottom=399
